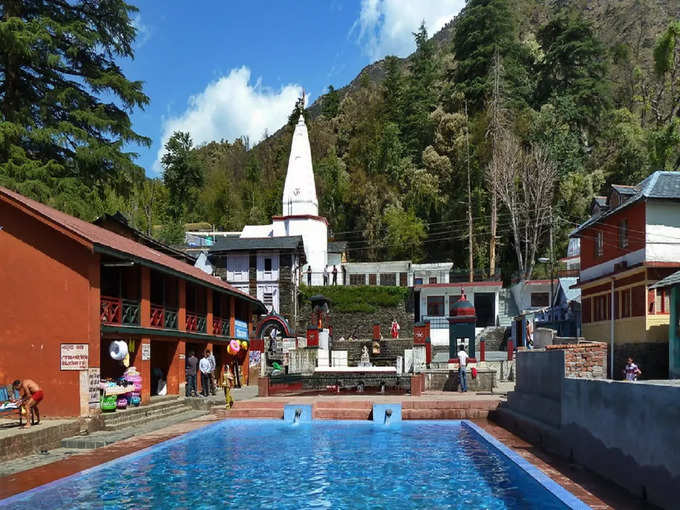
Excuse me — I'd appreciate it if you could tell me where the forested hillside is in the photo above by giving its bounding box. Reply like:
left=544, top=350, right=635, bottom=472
left=2, top=0, right=679, bottom=282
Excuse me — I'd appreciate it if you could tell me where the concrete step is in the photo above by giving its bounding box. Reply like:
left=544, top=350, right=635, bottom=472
left=402, top=400, right=499, bottom=410
left=231, top=400, right=289, bottom=410
left=313, top=408, right=372, bottom=420
left=101, top=402, right=188, bottom=427
left=219, top=408, right=284, bottom=419
left=102, top=403, right=193, bottom=431
left=61, top=410, right=206, bottom=449
left=314, top=400, right=373, bottom=410
left=101, top=399, right=186, bottom=423
left=403, top=408, right=490, bottom=420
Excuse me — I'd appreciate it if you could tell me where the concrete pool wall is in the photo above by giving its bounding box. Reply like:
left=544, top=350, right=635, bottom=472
left=497, top=348, right=680, bottom=509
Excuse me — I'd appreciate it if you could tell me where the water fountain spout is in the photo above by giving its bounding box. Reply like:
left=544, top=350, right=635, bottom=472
left=293, top=408, right=303, bottom=424
left=384, top=408, right=392, bottom=425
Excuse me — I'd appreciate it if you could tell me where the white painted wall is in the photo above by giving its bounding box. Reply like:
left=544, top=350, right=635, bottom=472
left=646, top=201, right=680, bottom=262
left=226, top=254, right=249, bottom=283
left=285, top=217, right=327, bottom=285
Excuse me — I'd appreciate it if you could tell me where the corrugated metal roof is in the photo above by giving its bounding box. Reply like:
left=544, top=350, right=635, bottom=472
left=209, top=236, right=304, bottom=252
left=571, top=171, right=680, bottom=237
left=611, top=184, right=636, bottom=196
left=557, top=277, right=580, bottom=304
left=650, top=270, right=680, bottom=289
left=0, top=186, right=263, bottom=309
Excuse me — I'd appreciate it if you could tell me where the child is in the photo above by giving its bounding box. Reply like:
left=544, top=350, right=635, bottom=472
left=623, top=357, right=642, bottom=381
left=222, top=364, right=234, bottom=409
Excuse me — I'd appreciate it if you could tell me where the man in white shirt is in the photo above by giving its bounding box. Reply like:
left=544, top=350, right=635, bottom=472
left=199, top=351, right=212, bottom=397
left=457, top=345, right=469, bottom=392
left=206, top=349, right=217, bottom=395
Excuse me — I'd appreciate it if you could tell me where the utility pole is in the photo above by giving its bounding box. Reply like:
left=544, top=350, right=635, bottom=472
left=549, top=206, right=554, bottom=322
left=489, top=48, right=501, bottom=279
left=465, top=100, right=474, bottom=283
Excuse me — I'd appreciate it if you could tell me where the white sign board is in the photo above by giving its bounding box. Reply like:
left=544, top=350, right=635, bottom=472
left=281, top=339, right=296, bottom=353
left=60, top=343, right=89, bottom=370
left=88, top=368, right=100, bottom=406
left=141, top=343, right=151, bottom=361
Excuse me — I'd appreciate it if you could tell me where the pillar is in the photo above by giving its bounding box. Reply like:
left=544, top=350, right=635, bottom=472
left=229, top=296, right=235, bottom=337
left=140, top=266, right=150, bottom=328
left=178, top=279, right=186, bottom=331
left=480, top=340, right=486, bottom=362
left=206, top=288, right=214, bottom=335
left=139, top=336, right=151, bottom=403
left=176, top=340, right=186, bottom=396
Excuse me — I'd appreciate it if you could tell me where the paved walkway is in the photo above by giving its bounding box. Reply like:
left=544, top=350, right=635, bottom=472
left=0, top=418, right=76, bottom=441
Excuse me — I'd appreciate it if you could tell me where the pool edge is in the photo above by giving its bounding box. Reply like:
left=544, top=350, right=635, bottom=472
left=462, top=420, right=590, bottom=510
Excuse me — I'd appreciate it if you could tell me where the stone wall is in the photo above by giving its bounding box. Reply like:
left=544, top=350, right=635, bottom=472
left=331, top=338, right=414, bottom=366
left=297, top=300, right=414, bottom=341
left=545, top=342, right=607, bottom=379
left=496, top=347, right=680, bottom=509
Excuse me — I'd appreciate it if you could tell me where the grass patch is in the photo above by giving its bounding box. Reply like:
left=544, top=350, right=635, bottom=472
left=299, top=285, right=409, bottom=313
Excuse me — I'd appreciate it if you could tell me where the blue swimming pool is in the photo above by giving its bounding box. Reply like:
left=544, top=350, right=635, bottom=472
left=0, top=420, right=587, bottom=509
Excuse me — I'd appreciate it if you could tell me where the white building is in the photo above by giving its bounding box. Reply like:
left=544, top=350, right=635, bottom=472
left=239, top=114, right=329, bottom=285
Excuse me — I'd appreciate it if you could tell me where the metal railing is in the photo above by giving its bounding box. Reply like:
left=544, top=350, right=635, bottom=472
left=186, top=312, right=207, bottom=333
left=100, top=297, right=139, bottom=325
left=423, top=316, right=451, bottom=329
left=149, top=304, right=178, bottom=330
left=212, top=317, right=230, bottom=336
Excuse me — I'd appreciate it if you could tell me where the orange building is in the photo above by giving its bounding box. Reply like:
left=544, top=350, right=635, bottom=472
left=0, top=186, right=265, bottom=417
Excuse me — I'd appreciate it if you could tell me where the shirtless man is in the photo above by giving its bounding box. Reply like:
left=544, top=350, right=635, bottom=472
left=12, top=379, right=43, bottom=428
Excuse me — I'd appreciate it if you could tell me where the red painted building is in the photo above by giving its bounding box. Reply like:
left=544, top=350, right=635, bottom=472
left=0, top=187, right=265, bottom=417
left=571, top=173, right=680, bottom=378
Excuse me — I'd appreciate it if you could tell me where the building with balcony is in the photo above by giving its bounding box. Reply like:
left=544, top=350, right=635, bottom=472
left=0, top=186, right=265, bottom=417
left=570, top=171, right=680, bottom=378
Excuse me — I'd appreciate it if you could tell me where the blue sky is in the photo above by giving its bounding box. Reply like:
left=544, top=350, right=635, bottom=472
left=122, top=0, right=464, bottom=175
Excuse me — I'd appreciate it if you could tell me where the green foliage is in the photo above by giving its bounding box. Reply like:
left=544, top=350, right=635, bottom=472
left=383, top=204, right=427, bottom=261
left=161, top=131, right=202, bottom=221
left=298, top=285, right=409, bottom=313
left=321, top=85, right=340, bottom=118
left=0, top=0, right=149, bottom=219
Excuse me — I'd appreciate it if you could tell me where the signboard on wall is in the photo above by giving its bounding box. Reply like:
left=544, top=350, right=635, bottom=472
left=60, top=343, right=89, bottom=370
left=234, top=320, right=248, bottom=340
left=88, top=368, right=100, bottom=407
left=141, top=343, right=151, bottom=361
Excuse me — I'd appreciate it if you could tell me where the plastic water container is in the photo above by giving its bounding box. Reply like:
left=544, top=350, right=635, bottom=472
left=116, top=397, right=128, bottom=409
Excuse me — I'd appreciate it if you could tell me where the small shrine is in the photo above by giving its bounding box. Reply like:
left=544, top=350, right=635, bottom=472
left=448, top=291, right=477, bottom=360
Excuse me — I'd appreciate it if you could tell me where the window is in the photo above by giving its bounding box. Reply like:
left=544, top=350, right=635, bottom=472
left=631, top=286, right=645, bottom=316
left=593, top=294, right=609, bottom=322
left=263, top=292, right=273, bottom=310
left=380, top=273, right=396, bottom=286
left=530, top=292, right=549, bottom=307
left=368, top=274, right=377, bottom=285
left=652, top=288, right=669, bottom=314
left=264, top=258, right=272, bottom=272
left=595, top=231, right=604, bottom=257
left=350, top=274, right=365, bottom=286
left=399, top=272, right=408, bottom=286
left=426, top=296, right=445, bottom=316
left=621, top=288, right=631, bottom=318
left=429, top=276, right=438, bottom=284
left=618, top=220, right=628, bottom=249
left=414, top=277, right=424, bottom=285
left=582, top=297, right=591, bottom=323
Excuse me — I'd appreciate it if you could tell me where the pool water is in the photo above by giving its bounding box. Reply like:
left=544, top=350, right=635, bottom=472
left=0, top=420, right=583, bottom=509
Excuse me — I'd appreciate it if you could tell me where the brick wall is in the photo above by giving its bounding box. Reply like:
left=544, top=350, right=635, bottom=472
left=545, top=342, right=607, bottom=379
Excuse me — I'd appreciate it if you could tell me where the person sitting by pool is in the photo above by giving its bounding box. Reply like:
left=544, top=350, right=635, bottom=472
left=13, top=378, right=43, bottom=428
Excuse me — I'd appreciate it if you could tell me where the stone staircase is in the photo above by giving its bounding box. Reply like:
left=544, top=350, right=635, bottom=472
left=61, top=397, right=207, bottom=449
left=498, top=289, right=518, bottom=327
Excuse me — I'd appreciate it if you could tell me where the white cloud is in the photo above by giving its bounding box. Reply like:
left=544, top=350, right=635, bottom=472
left=131, top=13, right=152, bottom=49
left=354, top=0, right=465, bottom=61
left=153, top=67, right=303, bottom=173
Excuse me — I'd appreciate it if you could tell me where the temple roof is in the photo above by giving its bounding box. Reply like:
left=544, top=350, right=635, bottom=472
left=282, top=114, right=318, bottom=216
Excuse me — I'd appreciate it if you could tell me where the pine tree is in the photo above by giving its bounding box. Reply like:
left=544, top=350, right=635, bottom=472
left=161, top=132, right=202, bottom=222
left=321, top=85, right=340, bottom=118
left=450, top=0, right=527, bottom=113
left=403, top=23, right=439, bottom=161
left=0, top=0, right=150, bottom=217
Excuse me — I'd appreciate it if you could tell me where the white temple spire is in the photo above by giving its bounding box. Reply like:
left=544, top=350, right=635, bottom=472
left=281, top=108, right=318, bottom=216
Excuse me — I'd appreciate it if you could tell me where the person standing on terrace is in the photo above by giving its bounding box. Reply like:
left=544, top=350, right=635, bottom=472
left=199, top=352, right=212, bottom=397
left=457, top=346, right=468, bottom=393
left=13, top=379, right=43, bottom=428
left=623, top=357, right=642, bottom=381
